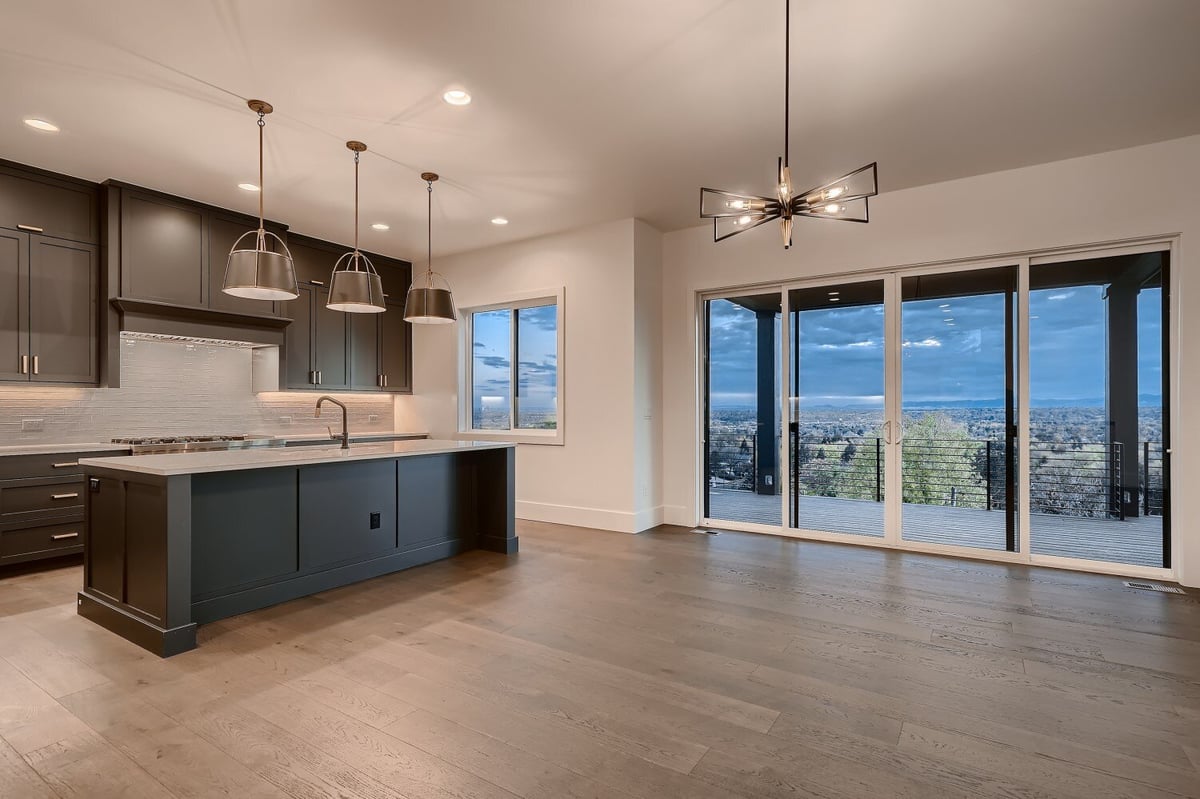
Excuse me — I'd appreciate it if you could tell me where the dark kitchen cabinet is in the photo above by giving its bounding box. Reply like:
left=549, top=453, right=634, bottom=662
left=284, top=283, right=348, bottom=390
left=282, top=236, right=411, bottom=393
left=379, top=298, right=411, bottom=392
left=0, top=161, right=99, bottom=245
left=0, top=229, right=98, bottom=385
left=1, top=449, right=126, bottom=567
left=348, top=311, right=380, bottom=390
left=119, top=190, right=207, bottom=307
left=109, top=182, right=285, bottom=317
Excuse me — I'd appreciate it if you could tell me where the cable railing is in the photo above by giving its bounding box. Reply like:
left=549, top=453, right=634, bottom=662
left=709, top=430, right=1163, bottom=521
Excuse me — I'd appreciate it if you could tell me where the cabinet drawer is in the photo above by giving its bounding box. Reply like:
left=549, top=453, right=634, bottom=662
left=0, top=521, right=84, bottom=559
left=0, top=450, right=126, bottom=480
left=1, top=478, right=84, bottom=515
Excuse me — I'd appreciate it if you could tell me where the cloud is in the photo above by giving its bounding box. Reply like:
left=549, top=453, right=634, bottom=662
left=902, top=338, right=942, bottom=349
left=1047, top=292, right=1075, bottom=301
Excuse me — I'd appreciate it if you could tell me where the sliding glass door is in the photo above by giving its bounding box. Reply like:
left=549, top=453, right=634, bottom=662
left=1027, top=251, right=1170, bottom=567
left=787, top=279, right=887, bottom=537
left=704, top=292, right=782, bottom=526
left=700, top=245, right=1171, bottom=574
left=899, top=266, right=1017, bottom=552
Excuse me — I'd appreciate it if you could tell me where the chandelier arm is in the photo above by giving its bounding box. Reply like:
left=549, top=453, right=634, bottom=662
left=257, top=112, right=265, bottom=229
left=353, top=151, right=360, bottom=253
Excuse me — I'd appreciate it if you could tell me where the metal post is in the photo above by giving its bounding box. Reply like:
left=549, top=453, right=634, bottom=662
left=875, top=437, right=882, bottom=503
left=985, top=440, right=992, bottom=511
left=1143, top=441, right=1150, bottom=516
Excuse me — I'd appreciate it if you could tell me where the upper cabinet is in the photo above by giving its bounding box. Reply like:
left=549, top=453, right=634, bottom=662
left=0, top=162, right=100, bottom=386
left=0, top=161, right=99, bottom=245
left=106, top=182, right=284, bottom=319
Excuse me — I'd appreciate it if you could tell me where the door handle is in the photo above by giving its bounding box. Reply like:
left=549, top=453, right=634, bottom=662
left=19, top=354, right=28, bottom=374
left=51, top=532, right=80, bottom=540
left=32, top=355, right=39, bottom=375
left=51, top=493, right=80, bottom=500
left=52, top=462, right=79, bottom=469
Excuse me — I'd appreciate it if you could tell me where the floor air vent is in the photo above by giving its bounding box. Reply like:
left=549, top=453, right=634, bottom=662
left=1123, top=581, right=1186, bottom=594
left=691, top=529, right=720, bottom=535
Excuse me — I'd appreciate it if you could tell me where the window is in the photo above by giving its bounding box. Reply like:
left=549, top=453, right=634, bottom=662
left=462, top=290, right=563, bottom=443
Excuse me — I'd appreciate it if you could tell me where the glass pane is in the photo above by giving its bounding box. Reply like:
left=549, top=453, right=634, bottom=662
left=900, top=266, right=1017, bottom=551
left=705, top=293, right=782, bottom=526
left=471, top=309, right=511, bottom=430
left=1029, top=253, right=1168, bottom=567
left=516, top=304, right=558, bottom=430
left=788, top=279, right=886, bottom=537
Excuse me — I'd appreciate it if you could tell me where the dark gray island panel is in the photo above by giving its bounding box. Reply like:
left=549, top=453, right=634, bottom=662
left=300, top=460, right=397, bottom=568
left=77, top=442, right=517, bottom=657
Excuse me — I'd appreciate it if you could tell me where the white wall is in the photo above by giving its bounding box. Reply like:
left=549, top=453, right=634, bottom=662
left=400, top=218, right=652, bottom=532
left=633, top=220, right=665, bottom=529
left=660, top=135, right=1200, bottom=586
left=0, top=338, right=395, bottom=445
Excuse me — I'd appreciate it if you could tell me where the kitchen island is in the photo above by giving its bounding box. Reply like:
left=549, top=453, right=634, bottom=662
left=76, top=439, right=516, bottom=656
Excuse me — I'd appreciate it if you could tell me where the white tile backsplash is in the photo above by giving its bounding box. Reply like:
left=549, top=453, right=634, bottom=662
left=0, top=337, right=395, bottom=444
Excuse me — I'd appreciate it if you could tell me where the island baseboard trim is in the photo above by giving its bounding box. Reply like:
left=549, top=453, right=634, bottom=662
left=479, top=534, right=519, bottom=554
left=77, top=592, right=197, bottom=657
left=190, top=538, right=477, bottom=625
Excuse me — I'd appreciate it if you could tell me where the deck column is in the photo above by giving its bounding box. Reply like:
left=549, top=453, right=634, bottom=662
left=1106, top=272, right=1142, bottom=519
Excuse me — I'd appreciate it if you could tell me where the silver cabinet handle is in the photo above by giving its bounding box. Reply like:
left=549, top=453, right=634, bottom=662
left=310, top=279, right=325, bottom=286
left=51, top=462, right=79, bottom=469
left=384, top=374, right=388, bottom=388
left=317, top=371, right=322, bottom=385
left=17, top=224, right=44, bottom=232
left=52, top=493, right=80, bottom=500
left=32, top=355, right=39, bottom=375
left=52, top=532, right=80, bottom=540
left=19, top=354, right=28, bottom=374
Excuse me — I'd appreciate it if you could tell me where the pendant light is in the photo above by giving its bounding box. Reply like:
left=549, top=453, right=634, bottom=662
left=699, top=0, right=878, bottom=249
left=222, top=99, right=299, bottom=300
left=403, top=172, right=458, bottom=324
left=327, top=141, right=386, bottom=313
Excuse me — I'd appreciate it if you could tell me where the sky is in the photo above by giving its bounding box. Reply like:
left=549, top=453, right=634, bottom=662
left=472, top=304, right=558, bottom=420
left=708, top=286, right=1163, bottom=410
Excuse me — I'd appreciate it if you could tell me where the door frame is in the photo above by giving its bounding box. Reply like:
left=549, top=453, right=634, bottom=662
left=696, top=234, right=1179, bottom=582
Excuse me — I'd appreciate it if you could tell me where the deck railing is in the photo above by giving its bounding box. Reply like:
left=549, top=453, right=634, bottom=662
left=709, top=430, right=1161, bottom=520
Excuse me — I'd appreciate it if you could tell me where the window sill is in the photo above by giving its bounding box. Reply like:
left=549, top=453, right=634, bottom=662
left=455, top=430, right=564, bottom=447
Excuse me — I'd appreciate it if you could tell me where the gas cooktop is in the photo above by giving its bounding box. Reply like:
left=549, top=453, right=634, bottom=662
left=111, top=435, right=284, bottom=455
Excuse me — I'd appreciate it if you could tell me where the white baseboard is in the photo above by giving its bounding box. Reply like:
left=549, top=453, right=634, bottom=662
left=662, top=504, right=696, bottom=527
left=516, top=501, right=665, bottom=534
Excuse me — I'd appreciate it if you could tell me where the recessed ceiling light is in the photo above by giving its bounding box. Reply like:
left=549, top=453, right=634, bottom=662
left=827, top=290, right=840, bottom=296
left=238, top=182, right=260, bottom=192
left=442, top=90, right=471, bottom=106
left=23, top=118, right=59, bottom=133
left=491, top=217, right=509, bottom=225
left=829, top=297, right=841, bottom=302
left=371, top=223, right=390, bottom=231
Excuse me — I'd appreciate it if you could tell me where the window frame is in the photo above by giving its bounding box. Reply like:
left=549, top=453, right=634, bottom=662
left=458, top=287, right=565, bottom=445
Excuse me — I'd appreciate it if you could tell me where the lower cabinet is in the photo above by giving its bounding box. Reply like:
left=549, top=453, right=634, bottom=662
left=0, top=450, right=124, bottom=567
left=298, top=460, right=397, bottom=568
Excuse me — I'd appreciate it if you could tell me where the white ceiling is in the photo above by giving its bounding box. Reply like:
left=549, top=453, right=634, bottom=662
left=2, top=0, right=1199, bottom=262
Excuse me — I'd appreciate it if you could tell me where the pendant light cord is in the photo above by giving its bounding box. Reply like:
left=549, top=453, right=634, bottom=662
left=783, top=0, right=790, bottom=170
left=353, top=151, right=360, bottom=254
left=257, top=111, right=266, bottom=229
left=426, top=179, right=434, bottom=288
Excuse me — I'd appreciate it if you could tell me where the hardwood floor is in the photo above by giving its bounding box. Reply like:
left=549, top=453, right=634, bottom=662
left=1, top=520, right=1198, bottom=798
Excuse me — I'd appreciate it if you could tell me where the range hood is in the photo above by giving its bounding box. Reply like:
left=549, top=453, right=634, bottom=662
left=112, top=297, right=288, bottom=348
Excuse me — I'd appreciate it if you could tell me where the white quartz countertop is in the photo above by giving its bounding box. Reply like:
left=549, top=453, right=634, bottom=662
left=269, top=431, right=428, bottom=442
left=0, top=442, right=132, bottom=457
left=78, top=439, right=513, bottom=477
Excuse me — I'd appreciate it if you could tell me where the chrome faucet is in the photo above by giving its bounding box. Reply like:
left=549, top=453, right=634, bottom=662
left=315, top=396, right=349, bottom=449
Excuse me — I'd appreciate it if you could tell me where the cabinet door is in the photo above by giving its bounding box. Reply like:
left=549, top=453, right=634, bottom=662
left=0, top=229, right=29, bottom=381
left=298, top=461, right=397, bottom=569
left=119, top=191, right=206, bottom=306
left=0, top=169, right=98, bottom=244
left=28, top=237, right=98, bottom=384
left=379, top=302, right=412, bottom=392
left=348, top=311, right=381, bottom=390
left=284, top=286, right=315, bottom=389
left=313, top=288, right=348, bottom=389
left=206, top=212, right=281, bottom=317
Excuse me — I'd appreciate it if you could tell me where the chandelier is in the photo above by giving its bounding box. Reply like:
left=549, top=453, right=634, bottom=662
left=700, top=0, right=878, bottom=249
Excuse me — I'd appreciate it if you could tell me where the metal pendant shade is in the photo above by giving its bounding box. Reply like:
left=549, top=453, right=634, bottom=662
left=404, top=172, right=458, bottom=324
left=222, top=99, right=299, bottom=300
left=698, top=0, right=878, bottom=248
left=327, top=141, right=386, bottom=313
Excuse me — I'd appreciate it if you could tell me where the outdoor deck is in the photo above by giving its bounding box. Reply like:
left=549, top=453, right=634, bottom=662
left=707, top=489, right=1165, bottom=567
